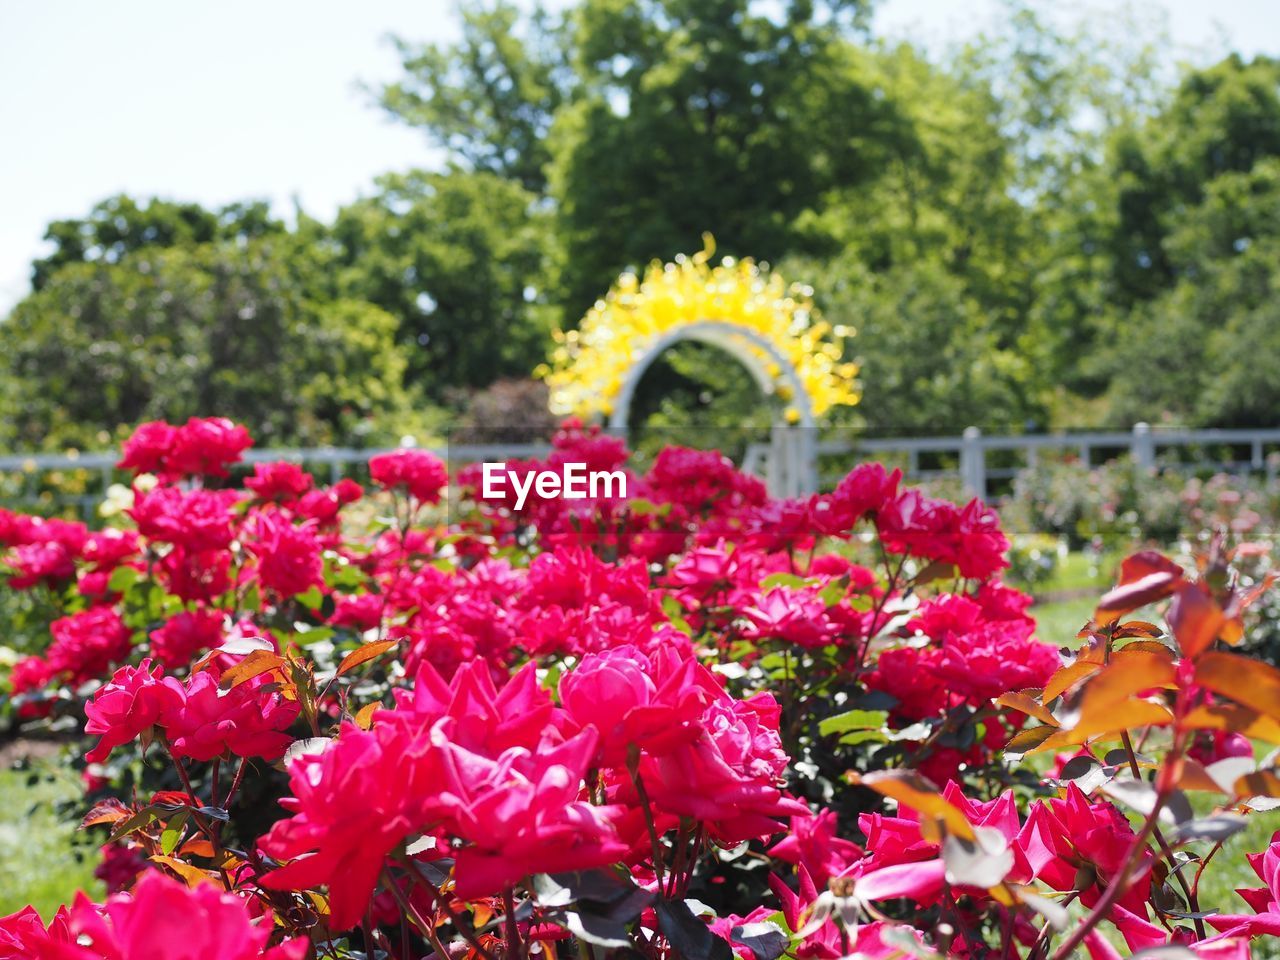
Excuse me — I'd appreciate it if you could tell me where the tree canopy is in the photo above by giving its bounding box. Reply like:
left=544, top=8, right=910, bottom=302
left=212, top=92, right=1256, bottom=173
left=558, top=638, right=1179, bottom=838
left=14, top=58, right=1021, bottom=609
left=4, top=1, right=1280, bottom=450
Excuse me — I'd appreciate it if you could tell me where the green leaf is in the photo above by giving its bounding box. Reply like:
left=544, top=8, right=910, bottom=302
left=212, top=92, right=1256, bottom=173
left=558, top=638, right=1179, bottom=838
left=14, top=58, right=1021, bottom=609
left=107, top=565, right=141, bottom=593
left=818, top=709, right=888, bottom=738
left=160, top=810, right=189, bottom=855
left=294, top=585, right=325, bottom=610
left=760, top=573, right=810, bottom=591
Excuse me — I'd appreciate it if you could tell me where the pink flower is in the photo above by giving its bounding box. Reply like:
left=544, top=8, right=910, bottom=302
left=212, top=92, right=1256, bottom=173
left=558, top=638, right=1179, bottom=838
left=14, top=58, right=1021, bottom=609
left=327, top=592, right=383, bottom=631
left=810, top=463, right=902, bottom=537
left=369, top=449, right=448, bottom=504
left=382, top=659, right=565, bottom=758
left=878, top=489, right=960, bottom=564
left=637, top=692, right=806, bottom=842
left=559, top=645, right=717, bottom=767
left=55, top=870, right=303, bottom=959
left=1202, top=831, right=1280, bottom=941
left=245, top=512, right=324, bottom=599
left=157, top=546, right=232, bottom=603
left=296, top=478, right=363, bottom=526
left=81, top=529, right=139, bottom=572
left=261, top=722, right=441, bottom=931
left=83, top=660, right=184, bottom=763
left=742, top=586, right=841, bottom=648
left=245, top=461, right=314, bottom=504
left=769, top=809, right=864, bottom=886
left=149, top=608, right=225, bottom=669
left=164, top=670, right=298, bottom=762
left=117, top=420, right=178, bottom=475
left=443, top=728, right=629, bottom=900
left=954, top=499, right=1009, bottom=579
left=1019, top=785, right=1156, bottom=928
left=167, top=417, right=253, bottom=478
left=4, top=518, right=87, bottom=589
left=46, top=607, right=133, bottom=685
left=128, top=486, right=241, bottom=552
left=93, top=843, right=147, bottom=893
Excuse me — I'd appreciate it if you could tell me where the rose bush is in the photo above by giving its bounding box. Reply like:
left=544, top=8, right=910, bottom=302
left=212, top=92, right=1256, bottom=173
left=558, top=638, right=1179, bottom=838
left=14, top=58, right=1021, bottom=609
left=1, top=416, right=1278, bottom=959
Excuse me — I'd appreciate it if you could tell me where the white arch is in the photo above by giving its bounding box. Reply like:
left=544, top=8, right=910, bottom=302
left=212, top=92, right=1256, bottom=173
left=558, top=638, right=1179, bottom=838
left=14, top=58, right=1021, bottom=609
left=605, top=320, right=817, bottom=495
left=606, top=321, right=815, bottom=431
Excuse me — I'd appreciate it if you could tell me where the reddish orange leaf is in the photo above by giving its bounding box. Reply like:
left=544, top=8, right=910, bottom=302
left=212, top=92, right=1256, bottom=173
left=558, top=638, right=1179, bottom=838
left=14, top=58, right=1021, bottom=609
left=1167, top=583, right=1226, bottom=659
left=337, top=639, right=400, bottom=677
left=850, top=770, right=975, bottom=840
left=1076, top=649, right=1177, bottom=712
left=150, top=855, right=215, bottom=888
left=1234, top=770, right=1280, bottom=800
left=1113, top=620, right=1164, bottom=639
left=994, top=691, right=1058, bottom=727
left=1181, top=703, right=1280, bottom=744
left=1173, top=758, right=1227, bottom=793
left=219, top=650, right=286, bottom=690
left=179, top=837, right=216, bottom=858
left=1195, top=652, right=1280, bottom=725
left=1094, top=552, right=1185, bottom=627
left=1031, top=700, right=1174, bottom=753
left=81, top=798, right=130, bottom=829
left=1118, top=551, right=1185, bottom=586
left=1043, top=661, right=1102, bottom=703
left=1004, top=725, right=1057, bottom=756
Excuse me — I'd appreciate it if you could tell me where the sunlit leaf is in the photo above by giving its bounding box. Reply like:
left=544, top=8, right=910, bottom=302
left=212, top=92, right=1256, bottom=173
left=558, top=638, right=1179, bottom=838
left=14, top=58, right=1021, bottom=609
left=1195, top=652, right=1280, bottom=724
left=1043, top=661, right=1102, bottom=703
left=354, top=701, right=382, bottom=730
left=1095, top=552, right=1184, bottom=626
left=1167, top=583, right=1226, bottom=659
left=149, top=854, right=214, bottom=888
left=994, top=690, right=1058, bottom=727
left=337, top=638, right=400, bottom=676
left=218, top=649, right=286, bottom=690
left=1180, top=703, right=1280, bottom=744
left=850, top=770, right=974, bottom=840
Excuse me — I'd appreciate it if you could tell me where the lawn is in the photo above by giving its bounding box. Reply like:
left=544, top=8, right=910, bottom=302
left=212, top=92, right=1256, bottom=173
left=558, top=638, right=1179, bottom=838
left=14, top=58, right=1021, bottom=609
left=0, top=752, right=102, bottom=917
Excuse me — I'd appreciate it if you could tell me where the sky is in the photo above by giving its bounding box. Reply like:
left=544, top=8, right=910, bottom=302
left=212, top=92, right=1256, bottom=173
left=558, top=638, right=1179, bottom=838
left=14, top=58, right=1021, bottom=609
left=2, top=0, right=1279, bottom=313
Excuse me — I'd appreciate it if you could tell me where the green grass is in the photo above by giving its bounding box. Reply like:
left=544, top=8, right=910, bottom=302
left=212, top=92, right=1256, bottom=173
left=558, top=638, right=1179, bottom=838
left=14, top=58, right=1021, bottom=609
left=0, top=757, right=102, bottom=917
left=1030, top=594, right=1096, bottom=648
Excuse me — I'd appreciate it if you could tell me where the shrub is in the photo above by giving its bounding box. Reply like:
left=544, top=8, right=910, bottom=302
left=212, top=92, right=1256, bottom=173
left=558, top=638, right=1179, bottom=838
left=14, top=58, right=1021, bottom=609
left=1, top=418, right=1277, bottom=958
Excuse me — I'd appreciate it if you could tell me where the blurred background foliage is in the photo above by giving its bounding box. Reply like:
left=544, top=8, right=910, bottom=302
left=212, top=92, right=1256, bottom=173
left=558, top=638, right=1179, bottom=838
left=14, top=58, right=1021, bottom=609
left=4, top=0, right=1280, bottom=450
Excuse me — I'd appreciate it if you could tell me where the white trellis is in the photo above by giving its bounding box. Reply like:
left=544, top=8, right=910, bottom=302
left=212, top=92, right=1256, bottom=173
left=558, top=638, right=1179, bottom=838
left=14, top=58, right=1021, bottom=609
left=605, top=320, right=818, bottom=497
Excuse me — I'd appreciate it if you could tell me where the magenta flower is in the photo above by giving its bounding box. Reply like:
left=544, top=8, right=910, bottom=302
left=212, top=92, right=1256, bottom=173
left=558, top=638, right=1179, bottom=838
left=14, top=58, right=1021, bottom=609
left=83, top=660, right=184, bottom=763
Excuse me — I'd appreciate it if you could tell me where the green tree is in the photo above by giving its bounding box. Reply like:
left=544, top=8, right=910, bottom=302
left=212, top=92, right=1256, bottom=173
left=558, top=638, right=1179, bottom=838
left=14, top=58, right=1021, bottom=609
left=376, top=1, right=567, bottom=193
left=328, top=170, right=553, bottom=397
left=2, top=239, right=409, bottom=450
left=32, top=195, right=285, bottom=292
left=548, top=0, right=901, bottom=314
left=1102, top=159, right=1280, bottom=427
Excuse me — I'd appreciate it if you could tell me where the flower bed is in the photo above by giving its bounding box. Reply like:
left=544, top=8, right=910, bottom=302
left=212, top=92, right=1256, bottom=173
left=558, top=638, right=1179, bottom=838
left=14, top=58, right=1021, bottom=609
left=1, top=417, right=1277, bottom=959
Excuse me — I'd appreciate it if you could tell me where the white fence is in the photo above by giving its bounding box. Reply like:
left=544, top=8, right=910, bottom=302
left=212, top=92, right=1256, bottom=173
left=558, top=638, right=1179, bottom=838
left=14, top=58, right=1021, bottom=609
left=809, top=423, right=1280, bottom=499
left=3, top=423, right=1279, bottom=512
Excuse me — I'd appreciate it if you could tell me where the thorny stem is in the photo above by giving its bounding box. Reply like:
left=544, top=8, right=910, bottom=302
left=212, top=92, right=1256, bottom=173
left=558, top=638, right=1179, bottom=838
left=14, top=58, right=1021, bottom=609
left=852, top=524, right=909, bottom=677
left=402, top=858, right=499, bottom=960
left=1050, top=734, right=1188, bottom=960
left=1119, top=731, right=1205, bottom=940
left=504, top=888, right=523, bottom=960
left=383, top=867, right=451, bottom=960
left=627, top=748, right=667, bottom=889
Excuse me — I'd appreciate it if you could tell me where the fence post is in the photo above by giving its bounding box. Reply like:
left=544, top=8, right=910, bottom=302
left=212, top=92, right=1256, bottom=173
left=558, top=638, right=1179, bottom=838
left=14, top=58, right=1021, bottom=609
left=1131, top=421, right=1155, bottom=470
left=961, top=426, right=986, bottom=500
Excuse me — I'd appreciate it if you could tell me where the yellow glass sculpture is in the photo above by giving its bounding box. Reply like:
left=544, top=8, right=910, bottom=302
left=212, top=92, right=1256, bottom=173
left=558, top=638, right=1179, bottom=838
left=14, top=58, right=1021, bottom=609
left=539, top=236, right=860, bottom=424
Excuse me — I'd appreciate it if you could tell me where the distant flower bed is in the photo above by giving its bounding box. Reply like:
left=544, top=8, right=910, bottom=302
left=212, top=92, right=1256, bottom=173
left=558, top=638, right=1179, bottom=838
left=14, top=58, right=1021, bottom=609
left=1, top=417, right=1277, bottom=959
